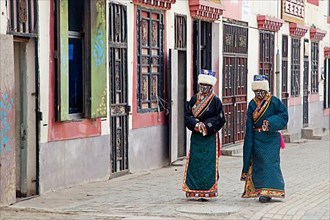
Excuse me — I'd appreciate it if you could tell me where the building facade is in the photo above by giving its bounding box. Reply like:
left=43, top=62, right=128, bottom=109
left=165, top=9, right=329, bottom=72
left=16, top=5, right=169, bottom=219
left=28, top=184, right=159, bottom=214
left=0, top=0, right=329, bottom=206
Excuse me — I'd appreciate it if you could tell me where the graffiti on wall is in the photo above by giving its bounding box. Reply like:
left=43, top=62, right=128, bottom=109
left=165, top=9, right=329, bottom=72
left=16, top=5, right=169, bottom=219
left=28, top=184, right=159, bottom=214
left=93, top=29, right=105, bottom=67
left=0, top=93, right=14, bottom=154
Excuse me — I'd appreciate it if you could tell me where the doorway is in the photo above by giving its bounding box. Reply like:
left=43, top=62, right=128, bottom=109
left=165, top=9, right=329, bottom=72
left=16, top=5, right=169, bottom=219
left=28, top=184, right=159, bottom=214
left=169, top=49, right=187, bottom=163
left=14, top=40, right=37, bottom=199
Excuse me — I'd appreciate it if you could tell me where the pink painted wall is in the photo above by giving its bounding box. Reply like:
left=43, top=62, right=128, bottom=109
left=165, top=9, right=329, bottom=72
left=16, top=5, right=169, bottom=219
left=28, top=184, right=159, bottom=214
left=222, top=0, right=243, bottom=20
left=0, top=34, right=16, bottom=206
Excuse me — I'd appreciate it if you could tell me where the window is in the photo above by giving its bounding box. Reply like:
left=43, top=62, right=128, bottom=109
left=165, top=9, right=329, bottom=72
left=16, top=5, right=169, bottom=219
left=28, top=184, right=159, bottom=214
left=311, top=41, right=319, bottom=94
left=174, top=15, right=187, bottom=50
left=324, top=59, right=330, bottom=108
left=291, top=38, right=301, bottom=96
left=55, top=0, right=107, bottom=121
left=259, top=31, right=275, bottom=94
left=193, top=20, right=212, bottom=93
left=136, top=8, right=164, bottom=112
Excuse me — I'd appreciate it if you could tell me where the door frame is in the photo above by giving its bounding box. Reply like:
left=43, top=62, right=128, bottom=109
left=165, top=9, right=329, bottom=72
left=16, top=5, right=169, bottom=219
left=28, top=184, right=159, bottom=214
left=108, top=2, right=129, bottom=176
left=14, top=38, right=39, bottom=199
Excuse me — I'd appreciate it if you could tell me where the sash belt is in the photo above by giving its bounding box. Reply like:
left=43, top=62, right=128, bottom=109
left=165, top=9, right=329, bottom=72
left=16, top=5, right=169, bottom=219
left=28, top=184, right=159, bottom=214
left=254, top=127, right=263, bottom=132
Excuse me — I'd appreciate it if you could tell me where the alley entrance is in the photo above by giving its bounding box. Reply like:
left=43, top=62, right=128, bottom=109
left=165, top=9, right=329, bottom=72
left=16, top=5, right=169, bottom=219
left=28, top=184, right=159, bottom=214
left=222, top=23, right=248, bottom=145
left=14, top=40, right=37, bottom=199
left=109, top=3, right=129, bottom=175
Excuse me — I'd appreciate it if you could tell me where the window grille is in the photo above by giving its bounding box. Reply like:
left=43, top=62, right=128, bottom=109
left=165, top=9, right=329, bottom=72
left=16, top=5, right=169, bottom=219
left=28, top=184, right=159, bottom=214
left=136, top=7, right=164, bottom=112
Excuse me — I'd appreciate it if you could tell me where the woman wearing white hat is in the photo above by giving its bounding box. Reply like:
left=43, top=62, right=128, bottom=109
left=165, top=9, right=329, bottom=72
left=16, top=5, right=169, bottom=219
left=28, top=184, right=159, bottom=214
left=182, top=69, right=226, bottom=200
left=241, top=75, right=288, bottom=203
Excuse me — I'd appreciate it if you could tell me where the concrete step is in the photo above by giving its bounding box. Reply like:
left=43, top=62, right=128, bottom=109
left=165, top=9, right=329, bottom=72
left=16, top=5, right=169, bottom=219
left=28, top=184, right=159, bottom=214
left=301, top=127, right=329, bottom=140
left=221, top=143, right=243, bottom=156
left=282, top=132, right=301, bottom=143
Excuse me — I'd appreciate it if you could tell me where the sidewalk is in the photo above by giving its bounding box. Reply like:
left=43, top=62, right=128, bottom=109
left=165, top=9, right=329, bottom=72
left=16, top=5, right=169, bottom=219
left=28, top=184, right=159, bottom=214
left=0, top=139, right=329, bottom=220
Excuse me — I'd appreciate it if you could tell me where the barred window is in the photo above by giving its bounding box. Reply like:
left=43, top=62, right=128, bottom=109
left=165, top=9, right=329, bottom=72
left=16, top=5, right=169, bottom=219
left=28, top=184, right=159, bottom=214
left=311, top=41, right=319, bottom=94
left=136, top=8, right=164, bottom=112
left=259, top=31, right=275, bottom=94
left=291, top=38, right=301, bottom=97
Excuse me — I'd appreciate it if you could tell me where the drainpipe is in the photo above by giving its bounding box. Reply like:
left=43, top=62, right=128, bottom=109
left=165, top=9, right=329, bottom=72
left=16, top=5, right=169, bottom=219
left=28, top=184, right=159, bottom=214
left=276, top=49, right=281, bottom=98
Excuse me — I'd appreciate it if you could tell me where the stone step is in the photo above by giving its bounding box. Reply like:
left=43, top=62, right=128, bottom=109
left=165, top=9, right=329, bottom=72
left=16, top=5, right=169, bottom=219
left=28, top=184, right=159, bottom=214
left=301, top=127, right=329, bottom=140
left=282, top=132, right=301, bottom=143
left=221, top=143, right=243, bottom=156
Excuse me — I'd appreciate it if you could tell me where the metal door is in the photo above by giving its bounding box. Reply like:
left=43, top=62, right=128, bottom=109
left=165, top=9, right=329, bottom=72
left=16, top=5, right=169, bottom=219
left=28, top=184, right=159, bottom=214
left=281, top=35, right=289, bottom=108
left=303, top=59, right=309, bottom=126
left=14, top=40, right=38, bottom=198
left=222, top=23, right=248, bottom=145
left=222, top=57, right=247, bottom=145
left=109, top=3, right=129, bottom=174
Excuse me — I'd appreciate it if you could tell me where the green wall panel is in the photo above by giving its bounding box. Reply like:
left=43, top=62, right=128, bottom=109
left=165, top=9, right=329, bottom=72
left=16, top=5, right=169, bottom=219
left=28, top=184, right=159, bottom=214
left=58, top=0, right=69, bottom=121
left=90, top=0, right=107, bottom=118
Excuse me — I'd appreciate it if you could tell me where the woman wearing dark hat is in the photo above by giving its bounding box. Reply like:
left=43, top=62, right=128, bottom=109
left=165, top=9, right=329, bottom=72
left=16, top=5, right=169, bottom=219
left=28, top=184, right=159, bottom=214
left=241, top=75, right=288, bottom=203
left=182, top=69, right=226, bottom=200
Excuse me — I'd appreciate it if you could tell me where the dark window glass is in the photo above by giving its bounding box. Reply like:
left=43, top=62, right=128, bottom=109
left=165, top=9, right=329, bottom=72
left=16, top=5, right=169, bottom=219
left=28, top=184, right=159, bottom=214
left=68, top=0, right=84, bottom=32
left=69, top=38, right=84, bottom=114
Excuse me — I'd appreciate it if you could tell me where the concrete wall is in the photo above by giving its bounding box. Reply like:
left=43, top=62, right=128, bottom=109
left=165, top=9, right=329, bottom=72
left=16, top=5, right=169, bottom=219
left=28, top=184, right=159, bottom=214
left=39, top=135, right=110, bottom=194
left=0, top=34, right=16, bottom=206
left=129, top=126, right=169, bottom=172
left=309, top=102, right=330, bottom=129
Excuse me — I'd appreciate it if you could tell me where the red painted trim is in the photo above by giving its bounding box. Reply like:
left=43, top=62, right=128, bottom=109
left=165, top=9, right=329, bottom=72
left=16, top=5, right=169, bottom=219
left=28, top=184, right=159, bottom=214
left=132, top=0, right=176, bottom=10
left=307, top=0, right=319, bottom=6
left=288, top=96, right=302, bottom=106
left=325, top=47, right=330, bottom=59
left=289, top=22, right=308, bottom=38
left=323, top=108, right=330, bottom=116
left=310, top=28, right=327, bottom=41
left=189, top=0, right=224, bottom=22
left=132, top=5, right=166, bottom=129
left=309, top=94, right=320, bottom=103
left=257, top=15, right=284, bottom=32
left=48, top=0, right=101, bottom=141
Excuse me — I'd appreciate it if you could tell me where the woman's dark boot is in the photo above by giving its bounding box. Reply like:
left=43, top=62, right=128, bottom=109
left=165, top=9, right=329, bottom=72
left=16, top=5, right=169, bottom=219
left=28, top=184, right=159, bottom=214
left=259, top=196, right=271, bottom=203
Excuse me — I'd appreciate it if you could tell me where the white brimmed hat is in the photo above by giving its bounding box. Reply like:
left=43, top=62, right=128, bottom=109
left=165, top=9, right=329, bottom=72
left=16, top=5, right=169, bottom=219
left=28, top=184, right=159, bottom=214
left=198, top=69, right=217, bottom=86
left=252, top=75, right=269, bottom=91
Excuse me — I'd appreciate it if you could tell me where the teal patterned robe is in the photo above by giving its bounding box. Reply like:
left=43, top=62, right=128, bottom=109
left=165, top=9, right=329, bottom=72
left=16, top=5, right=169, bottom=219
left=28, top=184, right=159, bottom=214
left=183, top=92, right=226, bottom=198
left=241, top=94, right=288, bottom=198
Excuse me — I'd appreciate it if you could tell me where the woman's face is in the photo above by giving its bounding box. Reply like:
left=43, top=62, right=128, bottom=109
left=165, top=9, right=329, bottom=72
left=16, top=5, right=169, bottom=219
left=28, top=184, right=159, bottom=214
left=199, top=83, right=212, bottom=94
left=254, top=90, right=267, bottom=100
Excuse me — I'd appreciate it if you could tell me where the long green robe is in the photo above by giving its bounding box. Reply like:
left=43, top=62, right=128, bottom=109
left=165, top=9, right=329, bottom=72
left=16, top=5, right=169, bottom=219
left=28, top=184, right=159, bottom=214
left=182, top=92, right=226, bottom=198
left=241, top=93, right=288, bottom=198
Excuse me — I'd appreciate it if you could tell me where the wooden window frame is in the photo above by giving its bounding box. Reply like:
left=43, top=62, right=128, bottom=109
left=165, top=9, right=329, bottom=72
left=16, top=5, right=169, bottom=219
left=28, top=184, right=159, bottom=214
left=54, top=0, right=107, bottom=121
left=136, top=7, right=165, bottom=113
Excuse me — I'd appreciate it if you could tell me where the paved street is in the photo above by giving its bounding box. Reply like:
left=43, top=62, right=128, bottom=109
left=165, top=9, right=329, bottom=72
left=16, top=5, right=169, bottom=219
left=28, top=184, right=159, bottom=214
left=0, top=139, right=329, bottom=220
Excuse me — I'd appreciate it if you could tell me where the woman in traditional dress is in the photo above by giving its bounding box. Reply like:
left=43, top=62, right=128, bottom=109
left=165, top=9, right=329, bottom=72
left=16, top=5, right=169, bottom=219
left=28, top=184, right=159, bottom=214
left=241, top=75, right=288, bottom=203
left=182, top=69, right=226, bottom=199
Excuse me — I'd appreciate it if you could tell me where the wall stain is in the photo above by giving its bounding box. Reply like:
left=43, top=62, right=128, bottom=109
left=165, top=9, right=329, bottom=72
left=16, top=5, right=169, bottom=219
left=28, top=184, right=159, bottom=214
left=0, top=93, right=14, bottom=154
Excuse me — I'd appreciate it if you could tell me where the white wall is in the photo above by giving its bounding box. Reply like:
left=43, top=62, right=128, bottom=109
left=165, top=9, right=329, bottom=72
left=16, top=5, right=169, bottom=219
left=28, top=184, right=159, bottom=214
left=37, top=0, right=51, bottom=143
left=166, top=0, right=192, bottom=99
left=0, top=1, right=6, bottom=34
